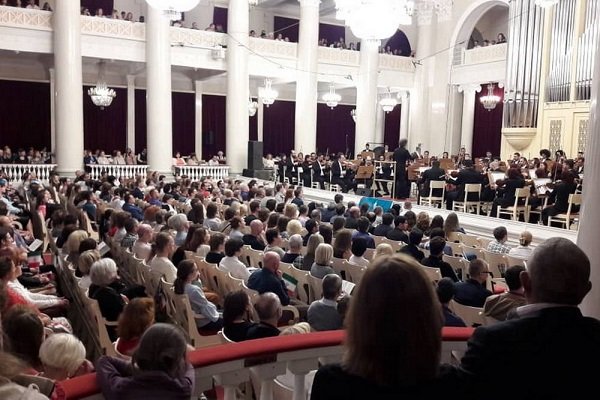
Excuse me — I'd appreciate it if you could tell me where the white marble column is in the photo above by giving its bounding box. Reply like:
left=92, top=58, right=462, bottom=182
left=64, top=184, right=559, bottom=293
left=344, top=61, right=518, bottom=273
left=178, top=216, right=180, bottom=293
left=375, top=105, right=385, bottom=146
left=579, top=36, right=600, bottom=319
left=226, top=0, right=250, bottom=173
left=399, top=91, right=409, bottom=141
left=458, top=83, right=481, bottom=155
left=294, top=0, right=320, bottom=154
left=49, top=68, right=56, bottom=159
left=257, top=100, right=264, bottom=142
left=355, top=39, right=380, bottom=156
left=194, top=81, right=203, bottom=160
left=53, top=0, right=83, bottom=177
left=126, top=75, right=135, bottom=153
left=146, top=5, right=173, bottom=178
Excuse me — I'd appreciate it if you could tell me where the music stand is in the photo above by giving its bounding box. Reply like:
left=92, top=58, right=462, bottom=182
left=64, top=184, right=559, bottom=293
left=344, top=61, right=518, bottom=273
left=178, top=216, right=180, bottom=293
left=356, top=165, right=374, bottom=180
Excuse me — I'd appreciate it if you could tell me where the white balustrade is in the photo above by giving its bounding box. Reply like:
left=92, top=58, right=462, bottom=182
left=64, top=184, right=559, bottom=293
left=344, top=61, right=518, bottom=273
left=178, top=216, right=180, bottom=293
left=170, top=27, right=226, bottom=48
left=0, top=6, right=52, bottom=30
left=80, top=15, right=145, bottom=40
left=378, top=53, right=418, bottom=73
left=86, top=164, right=148, bottom=181
left=174, top=165, right=231, bottom=181
left=249, top=37, right=298, bottom=59
left=317, top=46, right=360, bottom=66
left=0, top=163, right=56, bottom=184
left=462, top=43, right=508, bottom=65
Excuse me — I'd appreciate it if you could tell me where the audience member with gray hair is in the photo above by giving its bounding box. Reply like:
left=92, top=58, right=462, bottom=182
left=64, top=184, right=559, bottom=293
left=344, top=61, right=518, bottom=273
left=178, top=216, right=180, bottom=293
left=459, top=238, right=600, bottom=399
left=308, top=274, right=344, bottom=331
left=508, top=231, right=533, bottom=260
left=311, top=243, right=338, bottom=279
left=246, top=292, right=282, bottom=340
left=281, top=234, right=304, bottom=269
left=39, top=333, right=91, bottom=381
left=167, top=213, right=189, bottom=246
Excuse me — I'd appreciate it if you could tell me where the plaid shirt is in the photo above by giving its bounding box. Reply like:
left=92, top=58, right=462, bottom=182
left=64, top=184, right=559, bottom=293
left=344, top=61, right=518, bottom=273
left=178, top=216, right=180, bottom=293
left=487, top=240, right=511, bottom=254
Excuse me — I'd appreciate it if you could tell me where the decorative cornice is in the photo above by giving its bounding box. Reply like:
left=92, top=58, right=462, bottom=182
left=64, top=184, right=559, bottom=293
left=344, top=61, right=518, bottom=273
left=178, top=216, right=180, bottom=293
left=458, top=83, right=482, bottom=94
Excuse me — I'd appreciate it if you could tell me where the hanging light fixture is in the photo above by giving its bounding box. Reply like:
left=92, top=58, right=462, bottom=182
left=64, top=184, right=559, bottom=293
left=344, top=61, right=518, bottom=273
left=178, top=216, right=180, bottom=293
left=351, top=109, right=357, bottom=122
left=322, top=84, right=342, bottom=109
left=379, top=90, right=398, bottom=113
left=248, top=97, right=258, bottom=117
left=480, top=83, right=501, bottom=111
left=258, top=79, right=278, bottom=107
left=145, top=0, right=200, bottom=21
left=535, top=0, right=559, bottom=8
left=88, top=61, right=116, bottom=110
left=248, top=0, right=259, bottom=6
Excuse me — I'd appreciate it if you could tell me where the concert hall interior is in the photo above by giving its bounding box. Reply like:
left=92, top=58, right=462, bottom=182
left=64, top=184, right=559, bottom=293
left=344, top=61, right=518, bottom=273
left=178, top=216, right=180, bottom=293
left=0, top=0, right=600, bottom=399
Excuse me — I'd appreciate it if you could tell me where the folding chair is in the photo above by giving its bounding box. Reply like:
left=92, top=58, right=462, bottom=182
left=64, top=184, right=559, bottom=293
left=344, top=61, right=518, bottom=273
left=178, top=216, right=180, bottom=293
left=452, top=184, right=481, bottom=214
left=548, top=193, right=582, bottom=230
left=420, top=180, right=446, bottom=208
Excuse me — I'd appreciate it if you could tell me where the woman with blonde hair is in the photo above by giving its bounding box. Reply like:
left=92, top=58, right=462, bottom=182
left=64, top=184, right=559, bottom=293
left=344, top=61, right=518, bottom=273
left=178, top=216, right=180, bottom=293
left=416, top=212, right=431, bottom=234
left=286, top=219, right=303, bottom=237
left=284, top=203, right=298, bottom=219
left=302, top=233, right=323, bottom=271
left=63, top=229, right=90, bottom=261
left=311, top=243, right=337, bottom=279
left=116, top=297, right=155, bottom=356
left=374, top=243, right=394, bottom=258
left=311, top=254, right=457, bottom=399
left=77, top=249, right=101, bottom=289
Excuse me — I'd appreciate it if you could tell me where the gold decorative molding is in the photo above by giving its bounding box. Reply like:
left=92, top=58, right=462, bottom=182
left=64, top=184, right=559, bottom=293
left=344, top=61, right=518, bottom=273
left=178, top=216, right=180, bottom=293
left=502, top=128, right=537, bottom=151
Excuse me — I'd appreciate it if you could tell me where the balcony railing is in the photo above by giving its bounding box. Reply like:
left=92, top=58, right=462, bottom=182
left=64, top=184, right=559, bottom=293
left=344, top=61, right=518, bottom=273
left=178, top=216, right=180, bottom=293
left=461, top=43, right=508, bottom=65
left=0, top=163, right=56, bottom=184
left=61, top=328, right=474, bottom=400
left=174, top=165, right=230, bottom=181
left=0, top=7, right=416, bottom=73
left=86, top=164, right=148, bottom=181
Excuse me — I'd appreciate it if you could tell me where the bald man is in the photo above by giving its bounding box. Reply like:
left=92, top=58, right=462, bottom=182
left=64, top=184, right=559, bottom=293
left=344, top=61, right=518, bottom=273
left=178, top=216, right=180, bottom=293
left=508, top=230, right=533, bottom=260
left=247, top=251, right=289, bottom=306
left=242, top=219, right=266, bottom=251
left=459, top=238, right=600, bottom=399
left=246, top=292, right=282, bottom=340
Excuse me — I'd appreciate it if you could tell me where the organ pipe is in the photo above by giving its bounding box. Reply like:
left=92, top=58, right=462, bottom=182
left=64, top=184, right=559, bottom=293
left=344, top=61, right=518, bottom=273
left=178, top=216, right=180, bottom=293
left=545, top=0, right=576, bottom=102
left=504, top=0, right=545, bottom=128
left=576, top=0, right=599, bottom=101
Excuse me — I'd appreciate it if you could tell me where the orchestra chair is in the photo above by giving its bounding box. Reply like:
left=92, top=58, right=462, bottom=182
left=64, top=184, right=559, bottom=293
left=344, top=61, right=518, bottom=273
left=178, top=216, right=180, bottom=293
left=547, top=193, right=582, bottom=230
left=496, top=187, right=530, bottom=222
left=420, top=180, right=446, bottom=208
left=452, top=184, right=482, bottom=214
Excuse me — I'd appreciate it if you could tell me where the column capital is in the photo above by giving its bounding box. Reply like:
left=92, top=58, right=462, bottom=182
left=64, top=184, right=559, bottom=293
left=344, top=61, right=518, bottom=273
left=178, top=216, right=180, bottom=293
left=458, top=83, right=482, bottom=94
left=298, top=0, right=320, bottom=7
left=126, top=75, right=135, bottom=85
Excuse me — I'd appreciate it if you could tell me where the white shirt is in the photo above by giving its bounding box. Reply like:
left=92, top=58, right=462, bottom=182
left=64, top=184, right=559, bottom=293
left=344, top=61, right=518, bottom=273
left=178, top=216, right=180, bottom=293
left=8, top=280, right=61, bottom=309
left=150, top=256, right=177, bottom=283
left=133, top=240, right=152, bottom=260
left=219, top=256, right=250, bottom=282
left=348, top=255, right=369, bottom=268
left=508, top=245, right=533, bottom=260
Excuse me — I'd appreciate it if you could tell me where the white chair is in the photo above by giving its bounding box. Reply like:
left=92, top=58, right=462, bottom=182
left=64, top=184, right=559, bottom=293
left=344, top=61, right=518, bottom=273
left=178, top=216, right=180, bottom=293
left=420, top=265, right=442, bottom=284
left=449, top=300, right=485, bottom=327
left=505, top=254, right=527, bottom=268
left=452, top=183, right=482, bottom=214
left=458, top=233, right=480, bottom=248
left=497, top=187, right=530, bottom=222
left=420, top=180, right=446, bottom=208
left=307, top=274, right=323, bottom=303
left=548, top=193, right=582, bottom=230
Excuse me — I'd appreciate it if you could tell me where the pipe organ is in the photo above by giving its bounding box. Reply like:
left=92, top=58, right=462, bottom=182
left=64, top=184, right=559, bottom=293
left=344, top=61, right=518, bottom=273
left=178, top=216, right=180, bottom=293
left=546, top=0, right=576, bottom=102
left=576, top=0, right=598, bottom=101
left=503, top=0, right=545, bottom=129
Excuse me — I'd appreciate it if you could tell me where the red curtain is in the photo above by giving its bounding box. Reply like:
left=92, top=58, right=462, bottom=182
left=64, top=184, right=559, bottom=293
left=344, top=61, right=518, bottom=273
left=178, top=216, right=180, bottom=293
left=263, top=100, right=295, bottom=156
left=201, top=95, right=226, bottom=160
left=473, top=83, right=504, bottom=158
left=383, top=105, right=401, bottom=150
left=316, top=103, right=356, bottom=157
left=83, top=86, right=127, bottom=153
left=0, top=80, right=51, bottom=151
left=172, top=92, right=195, bottom=156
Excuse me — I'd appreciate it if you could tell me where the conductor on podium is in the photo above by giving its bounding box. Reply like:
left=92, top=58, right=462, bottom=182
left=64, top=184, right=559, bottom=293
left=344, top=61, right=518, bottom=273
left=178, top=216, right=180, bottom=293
left=393, top=139, right=414, bottom=199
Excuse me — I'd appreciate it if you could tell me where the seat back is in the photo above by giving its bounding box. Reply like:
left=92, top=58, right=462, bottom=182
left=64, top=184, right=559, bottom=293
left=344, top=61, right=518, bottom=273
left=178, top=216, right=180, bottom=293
left=482, top=250, right=508, bottom=279
left=449, top=300, right=485, bottom=327
left=381, top=237, right=404, bottom=252
left=287, top=266, right=310, bottom=304
left=505, top=254, right=527, bottom=268
left=458, top=233, right=480, bottom=248
left=307, top=274, right=323, bottom=303
left=345, top=261, right=367, bottom=285
left=420, top=265, right=442, bottom=283
left=86, top=297, right=118, bottom=357
left=462, top=184, right=481, bottom=202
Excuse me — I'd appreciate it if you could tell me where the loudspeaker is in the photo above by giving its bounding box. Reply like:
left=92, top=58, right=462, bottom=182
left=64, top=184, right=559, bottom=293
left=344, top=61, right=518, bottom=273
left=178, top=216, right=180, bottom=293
left=356, top=188, right=372, bottom=197
left=247, top=141, right=263, bottom=170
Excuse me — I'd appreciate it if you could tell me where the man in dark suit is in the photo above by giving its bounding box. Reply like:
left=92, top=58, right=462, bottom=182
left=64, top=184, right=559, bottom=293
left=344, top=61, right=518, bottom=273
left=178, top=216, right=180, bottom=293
left=312, top=154, right=326, bottom=189
left=445, top=160, right=485, bottom=210
left=453, top=259, right=492, bottom=307
left=421, top=237, right=460, bottom=282
left=373, top=213, right=394, bottom=237
left=458, top=238, right=600, bottom=400
left=418, top=160, right=446, bottom=201
left=386, top=215, right=409, bottom=243
left=330, top=154, right=347, bottom=192
left=393, top=139, right=414, bottom=199
left=398, top=228, right=425, bottom=261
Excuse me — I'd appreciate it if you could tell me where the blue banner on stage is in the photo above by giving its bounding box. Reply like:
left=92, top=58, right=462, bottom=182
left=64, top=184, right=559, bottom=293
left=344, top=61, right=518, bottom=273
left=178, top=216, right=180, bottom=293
left=358, top=197, right=394, bottom=212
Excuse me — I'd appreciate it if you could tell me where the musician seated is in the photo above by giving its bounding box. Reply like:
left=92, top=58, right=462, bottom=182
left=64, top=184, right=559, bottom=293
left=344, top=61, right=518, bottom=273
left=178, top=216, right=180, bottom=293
left=541, top=170, right=579, bottom=226
left=418, top=160, right=445, bottom=199
left=445, top=160, right=484, bottom=210
left=490, top=168, right=525, bottom=218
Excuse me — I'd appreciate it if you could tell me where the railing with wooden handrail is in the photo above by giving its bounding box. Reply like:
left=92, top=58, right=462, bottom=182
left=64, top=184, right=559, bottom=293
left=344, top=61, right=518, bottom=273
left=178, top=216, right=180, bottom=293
left=174, top=165, right=231, bottom=181
left=60, top=328, right=474, bottom=400
left=86, top=164, right=148, bottom=181
left=0, top=163, right=56, bottom=184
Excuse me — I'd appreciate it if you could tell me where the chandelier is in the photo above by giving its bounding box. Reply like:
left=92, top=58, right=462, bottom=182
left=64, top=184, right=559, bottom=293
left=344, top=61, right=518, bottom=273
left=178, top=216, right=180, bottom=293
left=379, top=90, right=398, bottom=113
left=480, top=83, right=501, bottom=111
left=322, top=84, right=342, bottom=109
left=258, top=79, right=278, bottom=107
left=145, top=0, right=200, bottom=20
left=535, top=0, right=559, bottom=8
left=351, top=109, right=357, bottom=122
left=88, top=61, right=115, bottom=110
left=335, top=0, right=453, bottom=35
left=248, top=0, right=259, bottom=6
left=248, top=98, right=258, bottom=117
